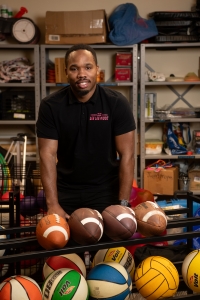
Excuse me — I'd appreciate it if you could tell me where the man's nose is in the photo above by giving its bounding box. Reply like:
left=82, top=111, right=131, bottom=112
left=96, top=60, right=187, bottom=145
left=77, top=68, right=86, bottom=77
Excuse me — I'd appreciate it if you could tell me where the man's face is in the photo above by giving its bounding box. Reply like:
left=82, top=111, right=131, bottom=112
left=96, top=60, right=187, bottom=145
left=65, top=49, right=99, bottom=102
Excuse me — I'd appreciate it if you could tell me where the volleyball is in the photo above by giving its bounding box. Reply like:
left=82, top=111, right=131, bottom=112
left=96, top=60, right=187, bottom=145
left=43, top=253, right=86, bottom=279
left=134, top=256, right=179, bottom=300
left=182, top=249, right=200, bottom=293
left=42, top=268, right=89, bottom=300
left=0, top=275, right=42, bottom=300
left=87, top=262, right=132, bottom=300
left=92, top=247, right=135, bottom=279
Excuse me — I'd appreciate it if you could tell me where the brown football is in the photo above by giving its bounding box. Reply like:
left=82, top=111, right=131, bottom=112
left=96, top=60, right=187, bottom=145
left=68, top=208, right=104, bottom=245
left=102, top=205, right=137, bottom=241
left=133, top=201, right=167, bottom=237
left=36, top=214, right=70, bottom=250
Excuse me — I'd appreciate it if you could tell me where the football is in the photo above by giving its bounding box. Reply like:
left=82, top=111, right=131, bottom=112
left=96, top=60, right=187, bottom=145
left=133, top=201, right=167, bottom=237
left=102, top=205, right=137, bottom=241
left=36, top=214, right=70, bottom=250
left=68, top=208, right=104, bottom=245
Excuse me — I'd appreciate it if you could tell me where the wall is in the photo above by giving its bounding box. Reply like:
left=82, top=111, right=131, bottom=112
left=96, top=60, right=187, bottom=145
left=2, top=0, right=195, bottom=44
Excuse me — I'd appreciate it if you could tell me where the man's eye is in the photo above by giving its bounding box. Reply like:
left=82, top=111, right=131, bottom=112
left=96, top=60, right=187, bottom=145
left=86, top=66, right=92, bottom=70
left=71, top=67, right=77, bottom=71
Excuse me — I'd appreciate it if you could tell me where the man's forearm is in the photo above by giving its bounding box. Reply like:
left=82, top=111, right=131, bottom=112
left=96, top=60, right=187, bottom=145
left=118, top=156, right=134, bottom=201
left=39, top=154, right=58, bottom=208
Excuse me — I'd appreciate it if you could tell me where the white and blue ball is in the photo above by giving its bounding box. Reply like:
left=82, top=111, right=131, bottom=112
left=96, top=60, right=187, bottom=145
left=87, top=262, right=132, bottom=300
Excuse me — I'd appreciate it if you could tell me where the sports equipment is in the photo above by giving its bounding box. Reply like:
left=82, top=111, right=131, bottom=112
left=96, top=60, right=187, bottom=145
left=36, top=214, right=70, bottom=250
left=87, top=262, right=132, bottom=300
left=37, top=189, right=47, bottom=211
left=102, top=205, right=137, bottom=241
left=42, top=268, right=89, bottom=300
left=20, top=196, right=40, bottom=217
left=133, top=201, right=167, bottom=237
left=134, top=256, right=179, bottom=300
left=0, top=275, right=42, bottom=300
left=0, top=225, right=7, bottom=256
left=182, top=249, right=200, bottom=293
left=68, top=208, right=103, bottom=245
left=43, top=253, right=86, bottom=279
left=92, top=247, right=135, bottom=279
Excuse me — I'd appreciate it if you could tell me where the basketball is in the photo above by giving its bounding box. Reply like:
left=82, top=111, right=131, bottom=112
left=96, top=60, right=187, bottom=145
left=102, top=205, right=137, bottom=241
left=68, top=208, right=104, bottom=245
left=182, top=249, right=200, bottom=293
left=43, top=253, right=86, bottom=279
left=87, top=262, right=132, bottom=299
left=36, top=214, right=70, bottom=250
left=0, top=275, right=42, bottom=300
left=42, top=268, right=89, bottom=300
left=92, top=247, right=135, bottom=279
left=134, top=256, right=179, bottom=300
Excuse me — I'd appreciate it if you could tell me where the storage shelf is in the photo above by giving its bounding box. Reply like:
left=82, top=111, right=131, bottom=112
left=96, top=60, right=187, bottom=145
left=145, top=154, right=200, bottom=159
left=144, top=118, right=200, bottom=123
left=140, top=42, right=200, bottom=189
left=144, top=81, right=200, bottom=86
left=0, top=44, right=40, bottom=161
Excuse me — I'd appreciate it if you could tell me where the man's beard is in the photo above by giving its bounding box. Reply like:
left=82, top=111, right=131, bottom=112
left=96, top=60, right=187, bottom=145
left=76, top=89, right=90, bottom=96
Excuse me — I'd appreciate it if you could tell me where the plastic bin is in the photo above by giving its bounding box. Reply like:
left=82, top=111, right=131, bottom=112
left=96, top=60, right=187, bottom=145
left=145, top=139, right=163, bottom=154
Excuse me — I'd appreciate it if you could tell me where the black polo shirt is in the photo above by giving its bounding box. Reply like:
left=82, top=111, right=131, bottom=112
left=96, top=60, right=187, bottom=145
left=36, top=85, right=135, bottom=191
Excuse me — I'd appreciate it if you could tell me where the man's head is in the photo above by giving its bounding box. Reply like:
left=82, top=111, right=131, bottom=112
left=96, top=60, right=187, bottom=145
left=65, top=44, right=98, bottom=67
left=65, top=44, right=99, bottom=102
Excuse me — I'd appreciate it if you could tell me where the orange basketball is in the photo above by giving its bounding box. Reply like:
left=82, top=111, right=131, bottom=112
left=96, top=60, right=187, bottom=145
left=36, top=214, right=70, bottom=250
left=0, top=275, right=42, bottom=300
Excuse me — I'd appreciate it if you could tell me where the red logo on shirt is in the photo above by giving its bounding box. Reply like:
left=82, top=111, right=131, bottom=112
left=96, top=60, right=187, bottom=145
left=90, top=113, right=109, bottom=121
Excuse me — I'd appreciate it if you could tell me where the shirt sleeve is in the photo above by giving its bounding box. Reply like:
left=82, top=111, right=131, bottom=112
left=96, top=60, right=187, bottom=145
left=36, top=99, right=59, bottom=140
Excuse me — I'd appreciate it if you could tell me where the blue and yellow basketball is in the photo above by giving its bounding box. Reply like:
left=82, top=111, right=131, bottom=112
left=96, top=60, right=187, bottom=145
left=92, top=247, right=135, bottom=279
left=134, top=256, right=179, bottom=300
left=87, top=262, right=132, bottom=299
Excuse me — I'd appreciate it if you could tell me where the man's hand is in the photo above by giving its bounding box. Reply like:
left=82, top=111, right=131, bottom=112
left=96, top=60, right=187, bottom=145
left=47, top=203, right=70, bottom=220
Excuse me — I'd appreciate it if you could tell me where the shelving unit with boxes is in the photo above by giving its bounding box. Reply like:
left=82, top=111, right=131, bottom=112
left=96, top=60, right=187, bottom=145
left=40, top=44, right=138, bottom=180
left=140, top=43, right=200, bottom=195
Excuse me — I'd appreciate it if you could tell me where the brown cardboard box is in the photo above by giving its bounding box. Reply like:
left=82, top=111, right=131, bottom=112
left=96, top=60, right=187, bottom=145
left=144, top=167, right=178, bottom=195
left=188, top=168, right=200, bottom=190
left=45, top=10, right=108, bottom=44
left=55, top=58, right=68, bottom=83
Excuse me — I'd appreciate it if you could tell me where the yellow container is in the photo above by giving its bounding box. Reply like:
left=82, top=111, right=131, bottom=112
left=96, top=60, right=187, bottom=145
left=145, top=139, right=163, bottom=154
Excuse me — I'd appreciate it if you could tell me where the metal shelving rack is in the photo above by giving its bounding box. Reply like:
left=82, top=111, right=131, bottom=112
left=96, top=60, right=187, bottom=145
left=140, top=43, right=200, bottom=190
left=0, top=44, right=40, bottom=161
left=40, top=44, right=138, bottom=180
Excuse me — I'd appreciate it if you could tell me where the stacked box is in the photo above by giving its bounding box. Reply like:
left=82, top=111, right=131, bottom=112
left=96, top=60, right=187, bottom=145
left=115, top=52, right=132, bottom=82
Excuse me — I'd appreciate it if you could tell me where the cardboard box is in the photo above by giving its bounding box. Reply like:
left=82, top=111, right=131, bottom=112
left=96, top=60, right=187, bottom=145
left=115, top=68, right=132, bottom=82
left=45, top=10, right=108, bottom=44
left=144, top=167, right=178, bottom=195
left=188, top=168, right=200, bottom=190
left=55, top=58, right=68, bottom=83
left=116, top=52, right=132, bottom=67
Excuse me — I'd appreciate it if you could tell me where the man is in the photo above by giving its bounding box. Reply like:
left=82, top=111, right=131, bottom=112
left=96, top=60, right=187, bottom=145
left=36, top=44, right=135, bottom=220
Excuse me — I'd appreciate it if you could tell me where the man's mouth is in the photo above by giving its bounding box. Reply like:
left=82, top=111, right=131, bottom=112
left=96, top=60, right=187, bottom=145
left=76, top=80, right=89, bottom=89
